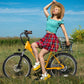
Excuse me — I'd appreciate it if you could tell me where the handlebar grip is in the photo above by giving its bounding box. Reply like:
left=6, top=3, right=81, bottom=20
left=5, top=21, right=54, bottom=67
left=27, top=31, right=32, bottom=34
left=24, top=30, right=32, bottom=34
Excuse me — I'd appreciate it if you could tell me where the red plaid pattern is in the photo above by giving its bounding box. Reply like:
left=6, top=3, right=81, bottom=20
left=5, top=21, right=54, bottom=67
left=36, top=33, right=59, bottom=52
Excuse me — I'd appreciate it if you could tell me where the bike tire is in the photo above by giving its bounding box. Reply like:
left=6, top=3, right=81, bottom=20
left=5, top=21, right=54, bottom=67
left=48, top=53, right=77, bottom=77
left=2, top=53, right=32, bottom=78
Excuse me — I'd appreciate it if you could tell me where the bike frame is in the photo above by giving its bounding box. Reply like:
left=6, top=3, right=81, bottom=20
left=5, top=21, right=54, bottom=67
left=25, top=41, right=64, bottom=70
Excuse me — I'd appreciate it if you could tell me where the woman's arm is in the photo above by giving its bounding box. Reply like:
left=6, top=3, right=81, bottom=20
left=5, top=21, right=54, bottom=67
left=43, top=0, right=56, bottom=18
left=60, top=24, right=70, bottom=46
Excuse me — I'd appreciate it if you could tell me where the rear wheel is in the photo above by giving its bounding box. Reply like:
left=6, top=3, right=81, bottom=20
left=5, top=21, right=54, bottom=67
left=3, top=53, right=32, bottom=78
left=49, top=53, right=77, bottom=77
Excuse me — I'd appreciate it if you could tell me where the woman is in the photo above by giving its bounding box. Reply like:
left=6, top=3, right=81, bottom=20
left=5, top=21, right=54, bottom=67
left=31, top=0, right=70, bottom=80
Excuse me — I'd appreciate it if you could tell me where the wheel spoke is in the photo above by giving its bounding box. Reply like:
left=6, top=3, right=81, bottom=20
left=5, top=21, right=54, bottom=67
left=3, top=54, right=31, bottom=78
left=50, top=53, right=77, bottom=77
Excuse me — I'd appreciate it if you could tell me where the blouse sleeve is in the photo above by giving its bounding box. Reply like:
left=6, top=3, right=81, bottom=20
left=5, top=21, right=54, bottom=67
left=59, top=19, right=64, bottom=25
left=47, top=15, right=52, bottom=21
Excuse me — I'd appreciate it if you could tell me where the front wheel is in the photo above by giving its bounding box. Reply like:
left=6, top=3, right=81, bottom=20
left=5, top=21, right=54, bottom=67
left=2, top=53, right=32, bottom=78
left=49, top=53, right=77, bottom=77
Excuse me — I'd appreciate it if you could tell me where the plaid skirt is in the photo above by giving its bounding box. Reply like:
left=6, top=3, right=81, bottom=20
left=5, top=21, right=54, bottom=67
left=36, top=33, right=59, bottom=52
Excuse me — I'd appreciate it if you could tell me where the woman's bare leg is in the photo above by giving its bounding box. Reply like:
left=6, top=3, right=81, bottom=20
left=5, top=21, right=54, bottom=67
left=39, top=48, right=49, bottom=74
left=31, top=42, right=39, bottom=62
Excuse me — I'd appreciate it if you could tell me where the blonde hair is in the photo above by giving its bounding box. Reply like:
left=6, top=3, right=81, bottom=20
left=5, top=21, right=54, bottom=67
left=51, top=5, right=62, bottom=19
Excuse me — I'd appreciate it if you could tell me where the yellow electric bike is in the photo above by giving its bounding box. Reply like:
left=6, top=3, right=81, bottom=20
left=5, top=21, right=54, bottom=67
left=2, top=30, right=77, bottom=78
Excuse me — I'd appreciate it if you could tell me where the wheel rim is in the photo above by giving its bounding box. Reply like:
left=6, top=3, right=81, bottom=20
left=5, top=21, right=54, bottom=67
left=4, top=55, right=30, bottom=78
left=50, top=55, right=76, bottom=77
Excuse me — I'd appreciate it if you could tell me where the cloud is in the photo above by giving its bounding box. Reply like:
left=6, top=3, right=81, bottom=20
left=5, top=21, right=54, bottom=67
left=64, top=17, right=84, bottom=22
left=0, top=8, right=44, bottom=22
left=65, top=10, right=84, bottom=15
left=0, top=8, right=43, bottom=15
left=0, top=2, right=21, bottom=5
left=0, top=17, right=28, bottom=22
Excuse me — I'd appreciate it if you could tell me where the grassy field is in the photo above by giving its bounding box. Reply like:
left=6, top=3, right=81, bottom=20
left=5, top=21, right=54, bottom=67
left=0, top=38, right=84, bottom=84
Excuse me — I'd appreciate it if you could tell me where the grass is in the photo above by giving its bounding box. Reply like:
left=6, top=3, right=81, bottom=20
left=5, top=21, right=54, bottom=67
left=0, top=38, right=84, bottom=84
left=0, top=76, right=83, bottom=84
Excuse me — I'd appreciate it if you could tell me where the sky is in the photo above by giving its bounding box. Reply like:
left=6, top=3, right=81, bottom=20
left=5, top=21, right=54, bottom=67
left=0, top=0, right=84, bottom=38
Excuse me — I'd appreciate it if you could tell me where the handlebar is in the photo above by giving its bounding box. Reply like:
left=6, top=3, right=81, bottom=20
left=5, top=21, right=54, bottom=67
left=20, top=30, right=32, bottom=45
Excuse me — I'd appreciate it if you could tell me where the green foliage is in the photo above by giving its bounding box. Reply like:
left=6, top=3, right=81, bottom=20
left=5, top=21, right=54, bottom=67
left=0, top=37, right=40, bottom=45
left=70, top=25, right=84, bottom=43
